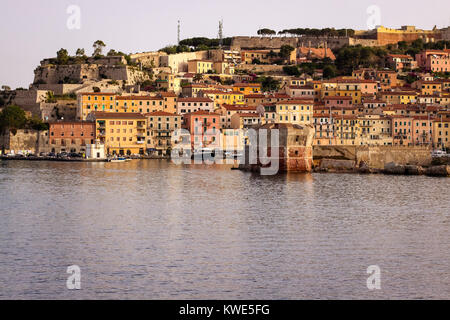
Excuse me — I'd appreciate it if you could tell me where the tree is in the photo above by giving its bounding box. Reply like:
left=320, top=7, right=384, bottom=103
left=107, top=49, right=118, bottom=56
left=56, top=48, right=69, bottom=65
left=323, top=65, right=337, bottom=79
left=257, top=28, right=276, bottom=36
left=279, top=45, right=295, bottom=60
left=283, top=65, right=301, bottom=76
left=75, top=48, right=85, bottom=57
left=0, top=105, right=27, bottom=133
left=1, top=85, right=11, bottom=91
left=93, top=40, right=106, bottom=56
left=0, top=96, right=5, bottom=107
left=258, top=76, right=280, bottom=92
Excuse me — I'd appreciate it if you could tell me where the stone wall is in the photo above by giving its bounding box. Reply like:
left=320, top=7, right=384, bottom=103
left=129, top=51, right=167, bottom=68
left=441, top=27, right=450, bottom=41
left=0, top=129, right=47, bottom=154
left=159, top=51, right=209, bottom=73
left=231, top=36, right=352, bottom=50
left=235, top=64, right=285, bottom=75
left=33, top=84, right=84, bottom=95
left=33, top=64, right=152, bottom=86
left=314, top=145, right=432, bottom=169
left=40, top=101, right=77, bottom=122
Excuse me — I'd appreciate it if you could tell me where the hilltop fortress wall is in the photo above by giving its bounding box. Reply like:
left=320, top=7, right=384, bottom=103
left=231, top=26, right=446, bottom=50
left=231, top=36, right=351, bottom=50
left=33, top=64, right=151, bottom=86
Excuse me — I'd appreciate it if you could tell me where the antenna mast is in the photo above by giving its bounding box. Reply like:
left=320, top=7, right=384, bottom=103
left=218, top=20, right=224, bottom=47
left=177, top=20, right=181, bottom=45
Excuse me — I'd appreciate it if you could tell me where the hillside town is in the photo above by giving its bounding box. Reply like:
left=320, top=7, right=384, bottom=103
left=1, top=25, right=450, bottom=160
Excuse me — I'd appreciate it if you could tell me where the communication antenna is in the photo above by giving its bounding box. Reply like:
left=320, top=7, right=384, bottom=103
left=218, top=19, right=224, bottom=47
left=177, top=20, right=181, bottom=45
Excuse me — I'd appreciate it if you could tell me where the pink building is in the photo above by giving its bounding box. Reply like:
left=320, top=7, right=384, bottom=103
left=416, top=50, right=450, bottom=72
left=286, top=85, right=315, bottom=99
left=324, top=96, right=353, bottom=108
left=183, top=110, right=221, bottom=149
left=411, top=116, right=433, bottom=145
left=386, top=54, right=418, bottom=71
left=359, top=80, right=379, bottom=96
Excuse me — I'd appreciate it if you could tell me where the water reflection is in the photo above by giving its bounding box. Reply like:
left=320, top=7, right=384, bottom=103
left=0, top=160, right=449, bottom=299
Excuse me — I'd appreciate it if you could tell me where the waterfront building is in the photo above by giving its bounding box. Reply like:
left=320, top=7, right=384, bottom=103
left=275, top=99, right=314, bottom=126
left=433, top=113, right=450, bottom=149
left=183, top=111, right=221, bottom=149
left=145, top=111, right=181, bottom=156
left=87, top=112, right=147, bottom=156
left=47, top=121, right=95, bottom=154
left=357, top=115, right=393, bottom=146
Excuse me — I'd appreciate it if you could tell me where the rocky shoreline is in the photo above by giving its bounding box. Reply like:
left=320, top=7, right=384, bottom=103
left=313, top=159, right=450, bottom=177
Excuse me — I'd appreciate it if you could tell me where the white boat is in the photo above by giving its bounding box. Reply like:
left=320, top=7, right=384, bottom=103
left=432, top=150, right=448, bottom=158
left=109, top=157, right=127, bottom=163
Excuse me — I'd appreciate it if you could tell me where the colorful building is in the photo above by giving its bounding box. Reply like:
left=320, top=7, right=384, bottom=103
left=87, top=112, right=147, bottom=156
left=146, top=111, right=181, bottom=156
left=47, top=121, right=96, bottom=154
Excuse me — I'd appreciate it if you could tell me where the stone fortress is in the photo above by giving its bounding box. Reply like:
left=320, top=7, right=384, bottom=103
left=231, top=25, right=447, bottom=50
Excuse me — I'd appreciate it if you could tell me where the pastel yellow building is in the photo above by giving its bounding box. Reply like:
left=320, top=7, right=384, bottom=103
left=334, top=115, right=359, bottom=145
left=275, top=99, right=314, bottom=125
left=188, top=60, right=214, bottom=74
left=233, top=83, right=262, bottom=95
left=380, top=91, right=417, bottom=105
left=87, top=112, right=148, bottom=156
left=115, top=96, right=166, bottom=114
left=433, top=113, right=450, bottom=149
left=77, top=92, right=116, bottom=120
left=357, top=114, right=393, bottom=145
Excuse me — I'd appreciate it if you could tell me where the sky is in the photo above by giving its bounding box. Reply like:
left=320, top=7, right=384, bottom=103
left=1, top=0, right=449, bottom=89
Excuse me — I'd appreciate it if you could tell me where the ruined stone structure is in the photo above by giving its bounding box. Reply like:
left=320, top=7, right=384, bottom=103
left=231, top=26, right=448, bottom=51
left=239, top=123, right=315, bottom=173
left=314, top=145, right=432, bottom=170
left=33, top=64, right=152, bottom=86
left=0, top=129, right=47, bottom=154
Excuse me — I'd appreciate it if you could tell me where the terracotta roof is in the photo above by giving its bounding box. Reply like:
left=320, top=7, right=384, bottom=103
left=178, top=97, right=213, bottom=103
left=325, top=96, right=353, bottom=100
left=79, top=92, right=116, bottom=96
left=145, top=111, right=179, bottom=117
left=116, top=95, right=161, bottom=100
left=222, top=105, right=257, bottom=111
left=184, top=110, right=219, bottom=116
left=90, top=112, right=146, bottom=119
left=237, top=113, right=260, bottom=117
left=233, top=83, right=261, bottom=87
left=277, top=99, right=314, bottom=104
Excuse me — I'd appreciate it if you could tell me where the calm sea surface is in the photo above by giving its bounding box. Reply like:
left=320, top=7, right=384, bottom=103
left=0, top=160, right=449, bottom=299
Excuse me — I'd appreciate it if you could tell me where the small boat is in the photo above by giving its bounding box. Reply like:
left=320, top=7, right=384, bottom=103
left=109, top=157, right=127, bottom=163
